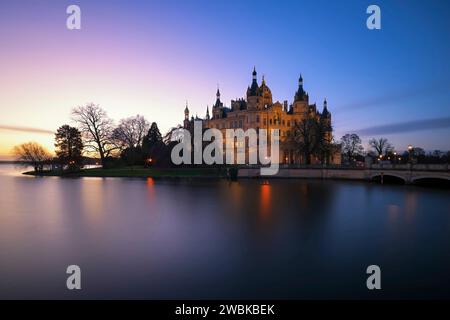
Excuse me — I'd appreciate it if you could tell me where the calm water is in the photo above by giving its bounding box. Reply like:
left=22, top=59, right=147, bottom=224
left=0, top=164, right=449, bottom=299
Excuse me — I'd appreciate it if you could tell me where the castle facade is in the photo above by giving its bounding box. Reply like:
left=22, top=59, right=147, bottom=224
left=183, top=68, right=341, bottom=165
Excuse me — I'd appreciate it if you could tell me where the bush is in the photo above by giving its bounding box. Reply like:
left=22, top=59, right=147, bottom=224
left=120, top=147, right=144, bottom=166
left=103, top=157, right=125, bottom=169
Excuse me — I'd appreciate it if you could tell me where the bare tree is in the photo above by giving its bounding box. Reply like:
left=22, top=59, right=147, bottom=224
left=163, top=125, right=183, bottom=145
left=288, top=117, right=320, bottom=165
left=112, top=115, right=149, bottom=150
left=13, top=142, right=52, bottom=172
left=341, top=133, right=364, bottom=161
left=369, top=137, right=393, bottom=156
left=72, top=103, right=116, bottom=166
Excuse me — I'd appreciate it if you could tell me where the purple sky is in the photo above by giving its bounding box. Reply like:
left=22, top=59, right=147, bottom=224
left=1, top=0, right=449, bottom=159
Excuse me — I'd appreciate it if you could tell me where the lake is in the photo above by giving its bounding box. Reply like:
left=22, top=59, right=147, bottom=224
left=0, top=164, right=449, bottom=299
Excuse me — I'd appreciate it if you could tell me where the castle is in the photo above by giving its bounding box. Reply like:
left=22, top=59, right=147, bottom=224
left=183, top=68, right=341, bottom=165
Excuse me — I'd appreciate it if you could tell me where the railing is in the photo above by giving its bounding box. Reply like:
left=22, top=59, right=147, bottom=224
left=369, top=163, right=449, bottom=171
left=235, top=163, right=449, bottom=171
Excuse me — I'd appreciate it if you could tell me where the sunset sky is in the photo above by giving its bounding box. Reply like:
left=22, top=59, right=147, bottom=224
left=0, top=0, right=449, bottom=159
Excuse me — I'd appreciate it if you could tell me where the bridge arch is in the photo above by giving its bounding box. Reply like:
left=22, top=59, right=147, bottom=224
left=411, top=176, right=450, bottom=188
left=370, top=173, right=406, bottom=184
left=411, top=175, right=450, bottom=182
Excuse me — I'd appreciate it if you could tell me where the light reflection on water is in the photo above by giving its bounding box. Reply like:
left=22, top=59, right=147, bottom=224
left=0, top=164, right=449, bottom=299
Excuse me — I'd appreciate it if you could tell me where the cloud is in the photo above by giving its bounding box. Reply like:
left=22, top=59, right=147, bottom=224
left=336, top=80, right=450, bottom=112
left=0, top=125, right=54, bottom=135
left=356, top=117, right=450, bottom=136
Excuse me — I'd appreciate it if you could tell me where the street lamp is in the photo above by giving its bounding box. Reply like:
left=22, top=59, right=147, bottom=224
left=408, top=145, right=414, bottom=163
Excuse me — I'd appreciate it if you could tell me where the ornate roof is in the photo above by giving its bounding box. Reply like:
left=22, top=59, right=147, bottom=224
left=294, top=74, right=307, bottom=102
left=247, top=67, right=260, bottom=97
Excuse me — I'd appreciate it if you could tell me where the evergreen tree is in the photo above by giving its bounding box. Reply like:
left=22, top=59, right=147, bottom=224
left=142, top=122, right=165, bottom=165
left=55, top=125, right=84, bottom=168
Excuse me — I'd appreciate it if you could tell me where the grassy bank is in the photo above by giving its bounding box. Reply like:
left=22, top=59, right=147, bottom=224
left=24, top=166, right=228, bottom=178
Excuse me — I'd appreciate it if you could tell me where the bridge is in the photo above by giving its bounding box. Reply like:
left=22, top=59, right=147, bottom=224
left=238, top=164, right=450, bottom=185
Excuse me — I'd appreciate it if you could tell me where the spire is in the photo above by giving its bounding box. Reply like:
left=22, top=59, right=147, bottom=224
left=184, top=101, right=189, bottom=120
left=262, top=74, right=266, bottom=85
left=214, top=86, right=222, bottom=108
left=206, top=105, right=210, bottom=120
left=247, top=66, right=259, bottom=97
left=294, top=74, right=306, bottom=102
left=322, top=98, right=330, bottom=118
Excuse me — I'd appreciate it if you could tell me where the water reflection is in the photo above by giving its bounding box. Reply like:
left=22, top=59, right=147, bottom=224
left=404, top=191, right=417, bottom=223
left=146, top=177, right=155, bottom=200
left=259, top=184, right=271, bottom=223
left=81, top=178, right=106, bottom=226
left=0, top=164, right=449, bottom=299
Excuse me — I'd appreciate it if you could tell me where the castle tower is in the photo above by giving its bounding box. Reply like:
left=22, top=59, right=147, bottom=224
left=212, top=87, right=223, bottom=119
left=246, top=67, right=260, bottom=109
left=321, top=98, right=332, bottom=142
left=183, top=101, right=190, bottom=129
left=259, top=75, right=273, bottom=107
left=292, top=74, right=308, bottom=114
left=205, top=105, right=210, bottom=120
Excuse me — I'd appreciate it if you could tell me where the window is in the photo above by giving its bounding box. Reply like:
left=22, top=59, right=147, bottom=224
left=239, top=119, right=243, bottom=127
left=269, top=119, right=272, bottom=125
left=287, top=120, right=291, bottom=127
left=263, top=118, right=267, bottom=125
left=256, top=115, right=260, bottom=123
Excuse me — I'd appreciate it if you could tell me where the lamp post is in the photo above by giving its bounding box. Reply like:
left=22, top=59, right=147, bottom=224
left=408, top=145, right=413, bottom=164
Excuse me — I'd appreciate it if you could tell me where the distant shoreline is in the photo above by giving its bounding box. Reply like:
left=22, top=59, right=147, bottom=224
left=23, top=167, right=228, bottom=179
left=0, top=160, right=27, bottom=164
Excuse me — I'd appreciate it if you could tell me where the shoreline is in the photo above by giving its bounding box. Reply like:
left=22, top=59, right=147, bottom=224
left=22, top=167, right=450, bottom=188
left=23, top=167, right=228, bottom=179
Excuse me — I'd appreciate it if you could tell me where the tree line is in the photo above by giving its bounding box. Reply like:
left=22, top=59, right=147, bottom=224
left=14, top=103, right=175, bottom=171
left=340, top=133, right=450, bottom=165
